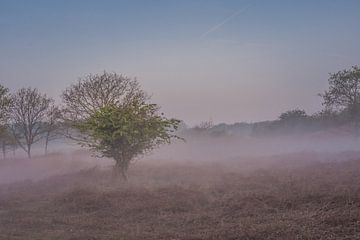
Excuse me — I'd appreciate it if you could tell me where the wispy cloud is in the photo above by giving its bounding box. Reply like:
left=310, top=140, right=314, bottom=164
left=200, top=5, right=250, bottom=39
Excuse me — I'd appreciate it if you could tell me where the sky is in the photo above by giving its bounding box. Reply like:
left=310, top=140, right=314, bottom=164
left=0, top=0, right=360, bottom=125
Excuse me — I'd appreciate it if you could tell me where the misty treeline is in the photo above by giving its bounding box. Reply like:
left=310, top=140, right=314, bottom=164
left=0, top=72, right=180, bottom=179
left=184, top=66, right=360, bottom=137
left=0, top=66, right=359, bottom=177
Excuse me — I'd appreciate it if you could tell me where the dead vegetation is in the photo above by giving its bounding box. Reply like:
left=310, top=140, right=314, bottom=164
left=1, top=153, right=360, bottom=239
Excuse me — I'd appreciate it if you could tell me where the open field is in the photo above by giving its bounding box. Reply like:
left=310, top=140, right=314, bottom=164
left=1, top=152, right=360, bottom=240
left=1, top=1, right=360, bottom=239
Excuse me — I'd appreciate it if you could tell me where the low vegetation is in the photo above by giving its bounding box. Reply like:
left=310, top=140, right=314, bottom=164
left=1, top=152, right=360, bottom=239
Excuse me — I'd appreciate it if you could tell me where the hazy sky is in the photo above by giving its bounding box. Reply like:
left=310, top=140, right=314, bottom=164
left=1, top=0, right=360, bottom=125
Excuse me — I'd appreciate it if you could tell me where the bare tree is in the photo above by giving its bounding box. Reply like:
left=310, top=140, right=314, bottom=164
left=197, top=120, right=214, bottom=130
left=9, top=88, right=53, bottom=158
left=193, top=120, right=214, bottom=133
left=62, top=71, right=147, bottom=119
left=61, top=71, right=147, bottom=142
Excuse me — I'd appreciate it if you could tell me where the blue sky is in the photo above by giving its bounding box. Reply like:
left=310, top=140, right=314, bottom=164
left=1, top=0, right=360, bottom=125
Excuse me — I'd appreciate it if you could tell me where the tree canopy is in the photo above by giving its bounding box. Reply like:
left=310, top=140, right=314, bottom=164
left=78, top=103, right=179, bottom=179
left=321, top=66, right=360, bottom=122
left=62, top=71, right=147, bottom=121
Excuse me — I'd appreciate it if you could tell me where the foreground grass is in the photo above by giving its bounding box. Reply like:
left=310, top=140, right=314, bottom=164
left=1, top=154, right=360, bottom=240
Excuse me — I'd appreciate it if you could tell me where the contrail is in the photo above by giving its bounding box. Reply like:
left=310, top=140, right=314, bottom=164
left=200, top=5, right=250, bottom=39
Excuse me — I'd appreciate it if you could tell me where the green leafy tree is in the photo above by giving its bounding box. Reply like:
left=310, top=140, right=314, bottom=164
left=62, top=72, right=180, bottom=179
left=78, top=103, right=179, bottom=179
left=320, top=66, right=360, bottom=126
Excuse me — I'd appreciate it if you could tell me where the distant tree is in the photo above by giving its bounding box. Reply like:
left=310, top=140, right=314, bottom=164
left=311, top=109, right=343, bottom=122
left=252, top=109, right=309, bottom=136
left=0, top=84, right=15, bottom=159
left=0, top=126, right=17, bottom=159
left=62, top=71, right=180, bottom=179
left=320, top=66, right=360, bottom=126
left=9, top=88, right=53, bottom=158
left=279, top=109, right=307, bottom=121
left=0, top=84, right=12, bottom=125
left=193, top=120, right=214, bottom=132
left=310, top=109, right=348, bottom=130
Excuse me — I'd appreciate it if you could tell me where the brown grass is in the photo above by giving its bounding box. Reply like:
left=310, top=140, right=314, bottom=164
left=1, top=153, right=360, bottom=239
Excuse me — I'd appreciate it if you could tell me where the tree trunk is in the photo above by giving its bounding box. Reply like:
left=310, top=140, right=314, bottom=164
left=356, top=120, right=360, bottom=137
left=27, top=145, right=31, bottom=159
left=113, top=158, right=129, bottom=181
left=12, top=146, right=16, bottom=158
left=112, top=165, right=128, bottom=181
left=1, top=142, right=5, bottom=160
left=44, top=130, right=50, bottom=155
left=44, top=137, right=49, bottom=155
left=120, top=167, right=128, bottom=181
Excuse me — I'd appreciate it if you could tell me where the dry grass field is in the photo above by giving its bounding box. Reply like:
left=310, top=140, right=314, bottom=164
left=1, top=152, right=360, bottom=240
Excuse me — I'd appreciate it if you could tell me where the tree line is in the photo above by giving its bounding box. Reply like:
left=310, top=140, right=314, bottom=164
left=184, top=66, right=360, bottom=137
left=0, top=72, right=180, bottom=179
left=1, top=66, right=359, bottom=177
left=264, top=66, right=360, bottom=135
